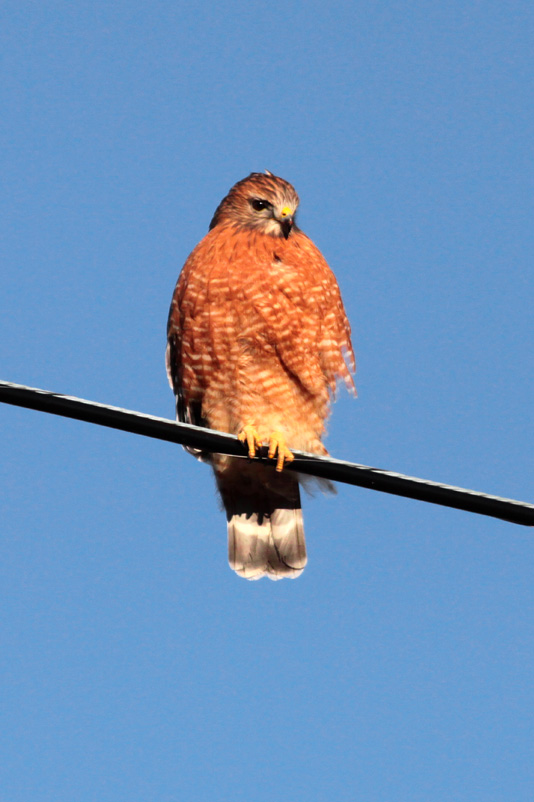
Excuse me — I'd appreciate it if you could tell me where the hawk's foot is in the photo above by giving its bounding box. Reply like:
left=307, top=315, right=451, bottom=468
left=238, top=426, right=294, bottom=472
left=238, top=425, right=262, bottom=459
left=267, top=431, right=294, bottom=472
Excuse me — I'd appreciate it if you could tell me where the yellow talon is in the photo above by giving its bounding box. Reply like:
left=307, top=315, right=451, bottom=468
left=238, top=425, right=262, bottom=459
left=268, top=431, right=294, bottom=472
left=238, top=426, right=294, bottom=471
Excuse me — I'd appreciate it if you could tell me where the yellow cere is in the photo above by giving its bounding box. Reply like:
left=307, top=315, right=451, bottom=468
left=280, top=206, right=293, bottom=218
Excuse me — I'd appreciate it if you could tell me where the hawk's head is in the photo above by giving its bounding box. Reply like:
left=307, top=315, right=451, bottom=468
left=209, top=171, right=300, bottom=239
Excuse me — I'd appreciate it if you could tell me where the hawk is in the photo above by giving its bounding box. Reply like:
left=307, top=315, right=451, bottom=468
left=167, top=171, right=355, bottom=580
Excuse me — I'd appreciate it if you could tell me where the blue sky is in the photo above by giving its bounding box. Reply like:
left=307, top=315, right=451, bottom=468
left=1, top=2, right=533, bottom=799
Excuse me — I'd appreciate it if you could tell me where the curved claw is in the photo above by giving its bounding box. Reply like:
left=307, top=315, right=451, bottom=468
left=267, top=431, right=295, bottom=472
left=238, top=425, right=262, bottom=459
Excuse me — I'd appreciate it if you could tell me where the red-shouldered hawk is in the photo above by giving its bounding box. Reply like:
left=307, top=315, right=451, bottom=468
left=167, top=171, right=355, bottom=580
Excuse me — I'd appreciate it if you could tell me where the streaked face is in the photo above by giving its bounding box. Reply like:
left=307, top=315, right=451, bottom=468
left=210, top=172, right=300, bottom=238
left=243, top=187, right=299, bottom=237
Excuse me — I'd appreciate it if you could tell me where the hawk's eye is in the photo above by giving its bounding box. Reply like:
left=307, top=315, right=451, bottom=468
left=250, top=198, right=270, bottom=212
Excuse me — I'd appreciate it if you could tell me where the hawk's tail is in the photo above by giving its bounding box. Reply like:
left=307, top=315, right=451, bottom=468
left=216, top=461, right=307, bottom=581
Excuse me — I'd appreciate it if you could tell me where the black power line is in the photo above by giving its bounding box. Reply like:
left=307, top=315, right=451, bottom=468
left=1, top=379, right=533, bottom=527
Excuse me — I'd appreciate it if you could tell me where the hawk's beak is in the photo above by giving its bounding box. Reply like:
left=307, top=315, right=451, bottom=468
left=279, top=206, right=294, bottom=239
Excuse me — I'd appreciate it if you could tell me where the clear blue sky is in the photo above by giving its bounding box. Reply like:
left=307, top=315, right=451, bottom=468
left=1, top=2, right=533, bottom=800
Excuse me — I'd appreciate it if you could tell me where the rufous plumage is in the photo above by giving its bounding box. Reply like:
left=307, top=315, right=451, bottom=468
left=167, top=171, right=355, bottom=579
